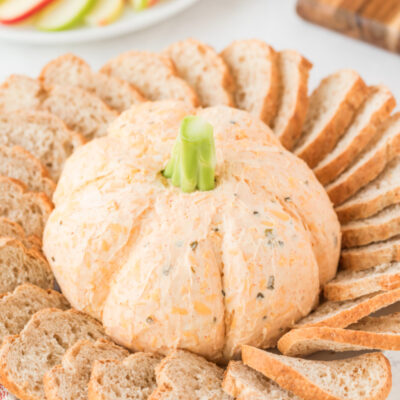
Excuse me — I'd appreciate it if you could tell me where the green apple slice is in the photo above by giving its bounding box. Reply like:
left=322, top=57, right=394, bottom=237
left=85, top=0, right=124, bottom=26
left=35, top=0, right=95, bottom=31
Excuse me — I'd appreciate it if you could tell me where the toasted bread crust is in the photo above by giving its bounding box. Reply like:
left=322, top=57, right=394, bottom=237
left=242, top=346, right=392, bottom=400
left=278, top=326, right=400, bottom=356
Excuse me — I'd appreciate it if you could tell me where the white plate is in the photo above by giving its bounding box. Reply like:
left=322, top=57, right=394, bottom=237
left=0, top=0, right=200, bottom=44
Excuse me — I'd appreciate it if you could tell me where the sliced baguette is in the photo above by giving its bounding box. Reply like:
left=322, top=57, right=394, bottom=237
left=336, top=156, right=400, bottom=223
left=340, top=235, right=400, bottom=270
left=0, top=74, right=117, bottom=142
left=44, top=339, right=129, bottom=400
left=295, top=288, right=400, bottom=328
left=314, top=85, right=396, bottom=185
left=222, top=360, right=301, bottom=400
left=272, top=50, right=312, bottom=150
left=278, top=312, right=400, bottom=356
left=165, top=38, right=235, bottom=107
left=326, top=113, right=400, bottom=206
left=0, top=237, right=53, bottom=293
left=0, top=145, right=55, bottom=198
left=221, top=39, right=279, bottom=125
left=148, top=350, right=232, bottom=400
left=0, top=109, right=83, bottom=180
left=342, top=203, right=400, bottom=248
left=324, top=262, right=400, bottom=301
left=0, top=177, right=53, bottom=237
left=101, top=51, right=199, bottom=106
left=39, top=53, right=145, bottom=112
left=0, top=218, right=41, bottom=250
left=294, top=69, right=367, bottom=168
left=0, top=308, right=107, bottom=400
left=0, top=284, right=69, bottom=344
left=88, top=352, right=162, bottom=400
left=242, top=346, right=392, bottom=400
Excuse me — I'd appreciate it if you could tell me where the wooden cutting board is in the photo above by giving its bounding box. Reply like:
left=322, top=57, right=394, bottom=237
left=297, top=0, right=400, bottom=54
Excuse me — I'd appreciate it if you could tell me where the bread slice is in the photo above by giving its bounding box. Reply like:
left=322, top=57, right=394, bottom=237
left=271, top=50, right=312, bottom=150
left=0, top=308, right=107, bottom=400
left=165, top=38, right=235, bottom=107
left=293, top=69, right=367, bottom=168
left=340, top=235, right=400, bottom=270
left=0, top=75, right=117, bottom=142
left=101, top=51, right=199, bottom=106
left=242, top=346, right=392, bottom=400
left=41, top=85, right=118, bottom=141
left=0, top=218, right=41, bottom=250
left=88, top=352, right=162, bottom=400
left=336, top=156, right=400, bottom=223
left=314, top=85, right=396, bottom=185
left=0, top=109, right=83, bottom=180
left=222, top=361, right=301, bottom=400
left=0, top=284, right=69, bottom=344
left=0, top=237, right=54, bottom=293
left=295, top=288, right=400, bottom=328
left=278, top=312, right=400, bottom=356
left=324, top=262, right=400, bottom=301
left=0, top=177, right=53, bottom=237
left=221, top=39, right=279, bottom=125
left=148, top=350, right=231, bottom=400
left=39, top=53, right=145, bottom=112
left=342, top=203, right=400, bottom=248
left=326, top=113, right=400, bottom=206
left=0, top=145, right=55, bottom=198
left=44, top=339, right=129, bottom=400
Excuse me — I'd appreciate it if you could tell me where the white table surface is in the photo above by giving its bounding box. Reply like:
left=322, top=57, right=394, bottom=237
left=0, top=0, right=399, bottom=398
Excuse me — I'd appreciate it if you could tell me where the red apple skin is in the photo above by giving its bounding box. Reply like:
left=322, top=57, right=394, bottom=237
left=0, top=0, right=56, bottom=24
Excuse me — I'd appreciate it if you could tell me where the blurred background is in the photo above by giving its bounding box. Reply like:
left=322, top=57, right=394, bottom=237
left=0, top=0, right=399, bottom=100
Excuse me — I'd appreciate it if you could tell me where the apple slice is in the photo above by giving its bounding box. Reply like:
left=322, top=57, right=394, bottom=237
left=0, top=0, right=55, bottom=24
left=35, top=0, right=95, bottom=31
left=85, top=0, right=124, bottom=26
left=130, top=0, right=159, bottom=11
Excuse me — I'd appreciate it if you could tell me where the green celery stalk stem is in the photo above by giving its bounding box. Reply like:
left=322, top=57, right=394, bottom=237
left=163, top=116, right=216, bottom=193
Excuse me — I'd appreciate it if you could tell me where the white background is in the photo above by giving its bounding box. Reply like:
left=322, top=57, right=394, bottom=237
left=0, top=0, right=399, bottom=398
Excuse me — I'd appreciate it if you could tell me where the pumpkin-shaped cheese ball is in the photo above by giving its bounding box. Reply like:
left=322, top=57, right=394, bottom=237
left=44, top=101, right=340, bottom=361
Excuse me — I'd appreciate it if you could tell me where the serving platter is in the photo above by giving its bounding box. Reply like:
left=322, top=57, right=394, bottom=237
left=0, top=0, right=200, bottom=44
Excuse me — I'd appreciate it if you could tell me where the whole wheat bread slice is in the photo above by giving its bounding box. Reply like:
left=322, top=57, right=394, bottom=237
left=0, top=218, right=41, bottom=250
left=326, top=113, right=400, bottom=206
left=278, top=312, right=400, bottom=356
left=39, top=53, right=145, bottom=112
left=222, top=361, right=301, bottom=400
left=0, top=177, right=53, bottom=237
left=148, top=350, right=232, bottom=400
left=340, top=235, right=400, bottom=270
left=0, top=308, right=107, bottom=400
left=324, top=262, right=400, bottom=301
left=101, top=51, right=199, bottom=106
left=293, top=69, right=367, bottom=168
left=165, top=38, right=235, bottom=107
left=314, top=85, right=396, bottom=185
left=0, top=74, right=116, bottom=142
left=0, top=237, right=53, bottom=293
left=242, top=346, right=392, bottom=400
left=295, top=288, right=400, bottom=329
left=336, top=156, right=400, bottom=223
left=0, top=145, right=55, bottom=198
left=221, top=39, right=279, bottom=125
left=88, top=352, right=162, bottom=400
left=0, top=109, right=83, bottom=180
left=271, top=50, right=312, bottom=150
left=342, top=203, right=400, bottom=248
left=0, top=284, right=69, bottom=344
left=44, top=339, right=129, bottom=400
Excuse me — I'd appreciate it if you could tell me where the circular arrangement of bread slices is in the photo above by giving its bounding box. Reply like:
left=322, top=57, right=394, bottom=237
left=0, top=38, right=399, bottom=400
